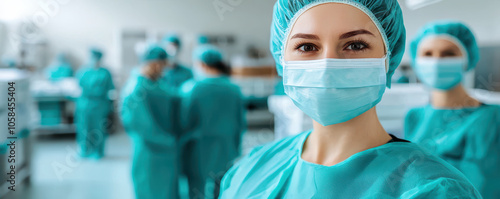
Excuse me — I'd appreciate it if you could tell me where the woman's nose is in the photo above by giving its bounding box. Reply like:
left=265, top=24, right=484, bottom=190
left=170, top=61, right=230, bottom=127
left=324, top=48, right=341, bottom=59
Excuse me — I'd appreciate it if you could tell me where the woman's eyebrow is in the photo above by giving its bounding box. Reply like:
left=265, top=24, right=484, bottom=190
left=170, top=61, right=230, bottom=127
left=290, top=33, right=320, bottom=40
left=339, top=29, right=374, bottom=39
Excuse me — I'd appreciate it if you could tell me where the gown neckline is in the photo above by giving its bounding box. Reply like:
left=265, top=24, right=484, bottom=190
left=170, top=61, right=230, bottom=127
left=297, top=131, right=410, bottom=168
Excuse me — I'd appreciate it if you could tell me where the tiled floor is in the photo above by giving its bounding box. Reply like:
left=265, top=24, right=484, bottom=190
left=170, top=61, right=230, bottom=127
left=9, top=128, right=274, bottom=199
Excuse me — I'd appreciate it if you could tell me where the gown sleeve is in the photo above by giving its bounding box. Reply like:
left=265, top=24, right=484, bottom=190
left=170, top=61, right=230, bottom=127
left=459, top=105, right=500, bottom=198
left=401, top=178, right=482, bottom=199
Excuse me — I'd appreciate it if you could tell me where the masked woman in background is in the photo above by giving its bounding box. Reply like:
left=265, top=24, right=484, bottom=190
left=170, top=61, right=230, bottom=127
left=405, top=21, right=500, bottom=199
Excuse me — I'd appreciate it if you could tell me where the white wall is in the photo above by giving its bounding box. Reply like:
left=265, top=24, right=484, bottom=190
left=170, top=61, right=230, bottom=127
left=0, top=0, right=499, bottom=72
left=1, top=0, right=277, bottom=73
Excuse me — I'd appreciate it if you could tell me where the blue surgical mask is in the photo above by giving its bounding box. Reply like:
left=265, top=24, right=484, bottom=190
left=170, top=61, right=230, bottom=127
left=283, top=57, right=387, bottom=126
left=414, top=57, right=465, bottom=90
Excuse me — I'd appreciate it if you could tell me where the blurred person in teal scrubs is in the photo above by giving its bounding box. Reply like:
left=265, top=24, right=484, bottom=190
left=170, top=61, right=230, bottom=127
left=161, top=34, right=193, bottom=89
left=75, top=48, right=114, bottom=159
left=121, top=45, right=181, bottom=199
left=180, top=45, right=245, bottom=199
left=405, top=20, right=500, bottom=199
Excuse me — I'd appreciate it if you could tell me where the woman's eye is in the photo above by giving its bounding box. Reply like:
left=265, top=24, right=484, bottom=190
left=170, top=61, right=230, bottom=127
left=345, top=42, right=367, bottom=51
left=442, top=51, right=457, bottom=57
left=297, top=44, right=318, bottom=52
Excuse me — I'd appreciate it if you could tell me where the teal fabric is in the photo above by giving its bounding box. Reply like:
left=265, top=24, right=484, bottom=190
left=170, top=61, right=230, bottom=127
left=46, top=53, right=73, bottom=80
left=38, top=101, right=63, bottom=126
left=180, top=77, right=246, bottom=198
left=121, top=75, right=181, bottom=199
left=405, top=104, right=500, bottom=199
left=220, top=131, right=482, bottom=198
left=198, top=35, right=209, bottom=44
left=75, top=67, right=114, bottom=159
left=397, top=76, right=409, bottom=83
left=410, top=21, right=480, bottom=71
left=46, top=64, right=73, bottom=81
left=270, top=0, right=406, bottom=87
left=161, top=64, right=193, bottom=89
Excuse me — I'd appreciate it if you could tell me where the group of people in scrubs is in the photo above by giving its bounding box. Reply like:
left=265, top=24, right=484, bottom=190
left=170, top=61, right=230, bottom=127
left=120, top=36, right=245, bottom=199
left=218, top=0, right=498, bottom=198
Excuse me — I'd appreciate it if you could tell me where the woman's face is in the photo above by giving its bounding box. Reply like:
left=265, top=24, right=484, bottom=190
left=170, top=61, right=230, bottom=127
left=284, top=3, right=386, bottom=62
left=417, top=37, right=463, bottom=58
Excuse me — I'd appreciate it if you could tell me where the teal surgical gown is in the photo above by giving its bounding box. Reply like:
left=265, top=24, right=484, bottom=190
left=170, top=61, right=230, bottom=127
left=75, top=67, right=114, bottom=159
left=46, top=64, right=73, bottom=81
left=220, top=131, right=482, bottom=198
left=405, top=104, right=500, bottom=199
left=162, top=64, right=193, bottom=89
left=180, top=76, right=246, bottom=199
left=121, top=75, right=181, bottom=199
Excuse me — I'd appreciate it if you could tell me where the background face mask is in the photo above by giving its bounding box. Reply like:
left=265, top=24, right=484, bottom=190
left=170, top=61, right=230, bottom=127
left=283, top=58, right=387, bottom=126
left=414, top=57, right=466, bottom=90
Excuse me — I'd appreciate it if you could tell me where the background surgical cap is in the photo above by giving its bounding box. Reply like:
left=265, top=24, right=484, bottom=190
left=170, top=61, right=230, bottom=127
left=162, top=34, right=181, bottom=48
left=270, top=0, right=406, bottom=87
left=142, top=45, right=168, bottom=62
left=90, top=48, right=104, bottom=61
left=410, top=20, right=480, bottom=71
left=192, top=45, right=223, bottom=66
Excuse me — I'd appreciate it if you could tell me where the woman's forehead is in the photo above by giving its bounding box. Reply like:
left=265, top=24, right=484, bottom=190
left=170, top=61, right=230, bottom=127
left=419, top=37, right=461, bottom=51
left=288, top=3, right=380, bottom=39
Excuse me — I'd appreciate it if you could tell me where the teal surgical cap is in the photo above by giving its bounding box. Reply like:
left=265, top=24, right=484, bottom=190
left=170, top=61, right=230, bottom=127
left=198, top=35, right=210, bottom=45
left=270, top=0, right=406, bottom=87
left=192, top=45, right=223, bottom=66
left=142, top=45, right=168, bottom=62
left=90, top=48, right=103, bottom=61
left=162, top=34, right=181, bottom=47
left=410, top=20, right=480, bottom=71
